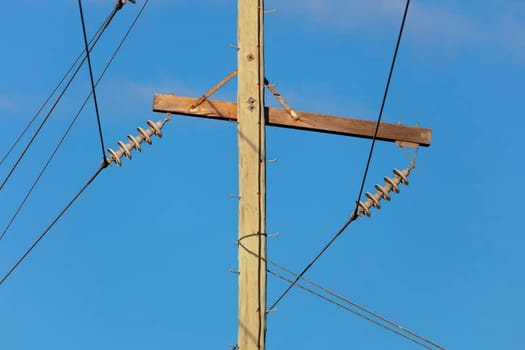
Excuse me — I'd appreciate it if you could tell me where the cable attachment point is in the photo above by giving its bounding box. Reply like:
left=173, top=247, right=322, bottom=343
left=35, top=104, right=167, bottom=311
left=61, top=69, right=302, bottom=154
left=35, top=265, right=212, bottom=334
left=264, top=78, right=299, bottom=120
left=396, top=140, right=418, bottom=169
left=106, top=116, right=171, bottom=166
left=356, top=166, right=413, bottom=218
left=116, top=0, right=135, bottom=10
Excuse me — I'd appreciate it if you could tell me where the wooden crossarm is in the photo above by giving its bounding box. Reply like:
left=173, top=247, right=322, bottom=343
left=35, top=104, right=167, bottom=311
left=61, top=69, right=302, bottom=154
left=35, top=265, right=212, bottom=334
left=153, top=94, right=432, bottom=146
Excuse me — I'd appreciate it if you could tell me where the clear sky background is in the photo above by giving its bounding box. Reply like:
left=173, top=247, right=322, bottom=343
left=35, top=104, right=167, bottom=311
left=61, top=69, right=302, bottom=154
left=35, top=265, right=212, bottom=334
left=0, top=0, right=523, bottom=349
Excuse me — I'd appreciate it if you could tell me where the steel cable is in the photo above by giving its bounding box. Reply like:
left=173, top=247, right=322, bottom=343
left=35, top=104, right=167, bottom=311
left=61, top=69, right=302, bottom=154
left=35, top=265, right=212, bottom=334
left=0, top=11, right=108, bottom=170
left=268, top=0, right=412, bottom=312
left=267, top=269, right=437, bottom=350
left=0, top=1, right=127, bottom=192
left=0, top=0, right=150, bottom=241
left=238, top=241, right=446, bottom=350
left=78, top=0, right=109, bottom=164
left=267, top=256, right=445, bottom=350
left=0, top=164, right=105, bottom=287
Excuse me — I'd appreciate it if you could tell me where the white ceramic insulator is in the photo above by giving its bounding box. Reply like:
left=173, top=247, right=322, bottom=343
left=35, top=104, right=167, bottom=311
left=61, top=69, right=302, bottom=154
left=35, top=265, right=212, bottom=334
left=107, top=118, right=168, bottom=166
left=356, top=166, right=412, bottom=218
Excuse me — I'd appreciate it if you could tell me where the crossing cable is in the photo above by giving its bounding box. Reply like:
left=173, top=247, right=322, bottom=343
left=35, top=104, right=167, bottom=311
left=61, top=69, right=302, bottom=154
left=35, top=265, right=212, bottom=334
left=0, top=0, right=150, bottom=241
left=267, top=269, right=438, bottom=350
left=0, top=89, right=167, bottom=287
left=267, top=255, right=444, bottom=349
left=0, top=163, right=106, bottom=287
left=268, top=0, right=412, bottom=311
left=0, top=0, right=132, bottom=192
left=238, top=241, right=445, bottom=350
left=78, top=0, right=108, bottom=164
left=0, top=11, right=108, bottom=170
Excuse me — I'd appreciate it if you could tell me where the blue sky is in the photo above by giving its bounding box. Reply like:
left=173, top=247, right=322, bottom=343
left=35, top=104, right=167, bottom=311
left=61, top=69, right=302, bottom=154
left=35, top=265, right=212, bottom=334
left=0, top=0, right=523, bottom=349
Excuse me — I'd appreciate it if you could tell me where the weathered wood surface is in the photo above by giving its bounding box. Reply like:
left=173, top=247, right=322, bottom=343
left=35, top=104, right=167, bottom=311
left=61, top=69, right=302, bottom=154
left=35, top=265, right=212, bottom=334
left=153, top=94, right=432, bottom=146
left=236, top=1, right=267, bottom=350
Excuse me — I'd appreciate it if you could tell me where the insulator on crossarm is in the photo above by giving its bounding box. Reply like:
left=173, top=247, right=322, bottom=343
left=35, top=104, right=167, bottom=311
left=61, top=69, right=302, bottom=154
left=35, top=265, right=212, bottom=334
left=137, top=127, right=152, bottom=145
left=127, top=134, right=142, bottom=152
left=374, top=184, right=391, bottom=201
left=366, top=192, right=381, bottom=209
left=393, top=168, right=409, bottom=185
left=356, top=165, right=414, bottom=218
left=106, top=114, right=171, bottom=167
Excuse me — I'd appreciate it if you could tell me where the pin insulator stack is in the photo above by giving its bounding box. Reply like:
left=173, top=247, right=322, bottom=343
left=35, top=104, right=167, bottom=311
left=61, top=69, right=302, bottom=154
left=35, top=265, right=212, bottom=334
left=356, top=165, right=414, bottom=218
left=106, top=116, right=170, bottom=166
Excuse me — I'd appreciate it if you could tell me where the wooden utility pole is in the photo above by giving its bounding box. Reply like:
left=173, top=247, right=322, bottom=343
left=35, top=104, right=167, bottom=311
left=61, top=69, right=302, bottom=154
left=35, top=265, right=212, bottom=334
left=236, top=1, right=266, bottom=349
left=152, top=1, right=431, bottom=348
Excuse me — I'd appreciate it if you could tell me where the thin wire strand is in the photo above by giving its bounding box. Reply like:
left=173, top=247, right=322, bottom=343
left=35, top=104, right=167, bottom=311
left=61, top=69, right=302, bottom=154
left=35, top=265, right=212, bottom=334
left=267, top=269, right=436, bottom=350
left=78, top=0, right=108, bottom=163
left=352, top=0, right=411, bottom=217
left=268, top=216, right=353, bottom=311
left=268, top=0, right=411, bottom=311
left=0, top=2, right=122, bottom=192
left=0, top=164, right=105, bottom=287
left=400, top=144, right=418, bottom=165
left=266, top=255, right=446, bottom=350
left=239, top=241, right=445, bottom=350
left=0, top=0, right=150, bottom=241
left=0, top=14, right=109, bottom=170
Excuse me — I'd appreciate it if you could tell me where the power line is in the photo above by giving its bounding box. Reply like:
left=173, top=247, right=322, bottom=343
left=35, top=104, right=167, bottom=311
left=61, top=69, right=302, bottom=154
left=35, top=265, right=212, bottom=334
left=0, top=1, right=129, bottom=192
left=0, top=106, right=171, bottom=286
left=238, top=240, right=446, bottom=350
left=0, top=164, right=105, bottom=287
left=78, top=0, right=108, bottom=164
left=266, top=256, right=446, bottom=350
left=352, top=0, right=412, bottom=216
left=268, top=216, right=352, bottom=311
left=267, top=269, right=438, bottom=350
left=0, top=0, right=150, bottom=241
left=268, top=0, right=412, bottom=311
left=0, top=12, right=108, bottom=170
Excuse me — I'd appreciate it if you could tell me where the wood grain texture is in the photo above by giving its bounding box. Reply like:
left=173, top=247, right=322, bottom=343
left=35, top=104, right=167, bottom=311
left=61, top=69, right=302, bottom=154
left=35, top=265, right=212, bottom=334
left=236, top=1, right=267, bottom=350
left=153, top=94, right=432, bottom=146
